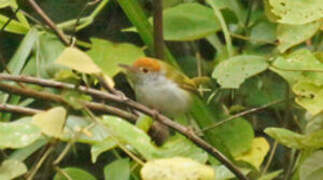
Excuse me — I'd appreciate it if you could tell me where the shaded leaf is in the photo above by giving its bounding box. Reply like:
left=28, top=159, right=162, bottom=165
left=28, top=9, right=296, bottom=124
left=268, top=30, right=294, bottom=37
left=214, top=165, right=250, bottom=180
left=141, top=157, right=214, bottom=180
left=0, top=159, right=27, bottom=180
left=277, top=21, right=321, bottom=52
left=213, top=55, right=268, bottom=88
left=53, top=167, right=96, bottom=180
left=32, top=107, right=66, bottom=138
left=56, top=47, right=101, bottom=74
left=258, top=170, right=283, bottom=180
left=104, top=158, right=130, bottom=180
left=87, top=38, right=145, bottom=76
left=300, top=151, right=323, bottom=180
left=0, top=120, right=41, bottom=149
left=91, top=137, right=116, bottom=163
left=235, top=137, right=270, bottom=170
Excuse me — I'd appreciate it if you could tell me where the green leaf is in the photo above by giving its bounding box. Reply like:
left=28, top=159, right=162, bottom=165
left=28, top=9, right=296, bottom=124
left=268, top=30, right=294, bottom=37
left=9, top=139, right=47, bottom=161
left=101, top=116, right=208, bottom=163
left=0, top=0, right=10, bottom=8
left=214, top=165, right=250, bottom=180
left=264, top=127, right=323, bottom=149
left=53, top=167, right=96, bottom=180
left=0, top=14, right=29, bottom=34
left=104, top=159, right=130, bottom=180
left=32, top=107, right=66, bottom=138
left=141, top=157, right=215, bottom=180
left=300, top=151, right=323, bottom=180
left=91, top=137, right=116, bottom=163
left=250, top=21, right=276, bottom=45
left=0, top=159, right=27, bottom=180
left=268, top=0, right=323, bottom=24
left=277, top=21, right=321, bottom=52
left=0, top=120, right=41, bottom=149
left=305, top=113, right=323, bottom=134
left=213, top=55, right=268, bottom=88
left=87, top=38, right=145, bottom=76
left=258, top=170, right=283, bottom=180
left=56, top=47, right=101, bottom=74
left=162, top=3, right=220, bottom=41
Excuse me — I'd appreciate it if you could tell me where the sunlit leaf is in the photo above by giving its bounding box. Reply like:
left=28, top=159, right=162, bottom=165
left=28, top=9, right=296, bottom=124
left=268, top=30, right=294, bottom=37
left=0, top=159, right=27, bottom=180
left=268, top=0, right=323, bottom=24
left=0, top=120, right=41, bottom=149
left=104, top=159, right=130, bottom=180
left=214, top=165, right=250, bottom=180
left=53, top=167, right=96, bottom=180
left=0, top=14, right=29, bottom=34
left=264, top=127, right=323, bottom=149
left=101, top=116, right=208, bottom=163
left=235, top=137, right=270, bottom=170
left=0, top=0, right=10, bottom=8
left=141, top=157, right=215, bottom=180
left=277, top=21, right=321, bottom=52
left=250, top=21, right=276, bottom=45
left=56, top=47, right=101, bottom=74
left=213, top=55, right=268, bottom=88
left=32, top=107, right=66, bottom=138
left=300, top=151, right=323, bottom=180
left=91, top=137, right=116, bottom=163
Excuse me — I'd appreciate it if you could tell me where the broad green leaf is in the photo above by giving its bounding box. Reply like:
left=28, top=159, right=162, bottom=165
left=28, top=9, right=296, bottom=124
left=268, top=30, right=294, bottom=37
left=0, top=14, right=29, bottom=34
left=9, top=139, right=47, bottom=161
left=56, top=47, right=101, bottom=74
left=214, top=165, right=250, bottom=180
left=0, top=120, right=41, bottom=148
left=91, top=137, right=116, bottom=163
left=213, top=55, right=268, bottom=88
left=0, top=0, right=10, bottom=8
left=235, top=137, right=270, bottom=170
left=268, top=0, right=323, bottom=24
left=212, top=0, right=246, bottom=24
left=305, top=113, right=323, bottom=134
left=250, top=21, right=276, bottom=45
left=0, top=159, right=27, bottom=180
left=141, top=157, right=215, bottom=180
left=300, top=151, right=323, bottom=180
left=293, top=81, right=323, bottom=115
left=62, top=115, right=111, bottom=144
left=258, top=170, right=283, bottom=180
left=161, top=3, right=220, bottom=41
left=101, top=116, right=208, bottom=163
left=32, top=107, right=66, bottom=138
left=264, top=127, right=323, bottom=149
left=104, top=159, right=130, bottom=180
left=277, top=21, right=321, bottom=52
left=53, top=167, right=96, bottom=180
left=87, top=38, right=145, bottom=76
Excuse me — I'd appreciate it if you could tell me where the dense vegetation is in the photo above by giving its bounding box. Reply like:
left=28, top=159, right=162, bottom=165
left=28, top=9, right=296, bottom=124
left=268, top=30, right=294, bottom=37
left=0, top=0, right=322, bottom=180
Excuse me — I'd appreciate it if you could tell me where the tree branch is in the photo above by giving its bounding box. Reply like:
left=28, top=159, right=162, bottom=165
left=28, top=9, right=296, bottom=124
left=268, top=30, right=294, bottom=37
left=0, top=74, right=248, bottom=180
left=153, top=0, right=164, bottom=59
left=0, top=104, right=42, bottom=115
left=27, top=0, right=69, bottom=45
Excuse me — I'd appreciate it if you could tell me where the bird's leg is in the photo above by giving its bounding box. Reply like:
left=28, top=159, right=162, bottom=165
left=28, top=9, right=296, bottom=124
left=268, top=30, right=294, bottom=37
left=148, top=109, right=170, bottom=145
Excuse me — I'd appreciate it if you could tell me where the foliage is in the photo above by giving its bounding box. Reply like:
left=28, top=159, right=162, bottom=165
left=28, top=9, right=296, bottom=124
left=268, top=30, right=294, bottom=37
left=0, top=0, right=322, bottom=179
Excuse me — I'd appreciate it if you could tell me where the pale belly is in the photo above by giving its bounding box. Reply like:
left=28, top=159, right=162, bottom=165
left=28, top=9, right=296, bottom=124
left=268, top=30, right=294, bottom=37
left=134, top=78, right=192, bottom=116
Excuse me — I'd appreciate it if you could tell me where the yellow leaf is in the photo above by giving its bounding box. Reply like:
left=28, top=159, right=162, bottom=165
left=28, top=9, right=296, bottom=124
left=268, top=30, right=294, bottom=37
left=55, top=47, right=101, bottom=74
left=32, top=107, right=66, bottom=138
left=141, top=157, right=215, bottom=180
left=235, top=137, right=270, bottom=170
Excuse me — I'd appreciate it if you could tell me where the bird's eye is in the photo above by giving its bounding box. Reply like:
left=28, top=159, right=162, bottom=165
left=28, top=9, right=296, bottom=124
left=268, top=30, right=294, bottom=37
left=141, top=67, right=149, bottom=73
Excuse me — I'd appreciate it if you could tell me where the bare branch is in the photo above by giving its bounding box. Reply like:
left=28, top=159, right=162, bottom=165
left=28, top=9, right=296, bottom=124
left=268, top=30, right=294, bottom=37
left=0, top=104, right=42, bottom=115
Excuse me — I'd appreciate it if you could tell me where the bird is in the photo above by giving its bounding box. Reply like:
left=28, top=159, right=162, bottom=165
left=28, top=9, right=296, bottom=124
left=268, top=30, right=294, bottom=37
left=119, top=57, right=206, bottom=144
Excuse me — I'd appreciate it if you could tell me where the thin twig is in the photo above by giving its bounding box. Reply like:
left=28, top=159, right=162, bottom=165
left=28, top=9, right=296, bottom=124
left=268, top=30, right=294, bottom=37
left=153, top=0, right=164, bottom=59
left=262, top=141, right=278, bottom=174
left=202, top=99, right=287, bottom=132
left=0, top=103, right=42, bottom=115
left=0, top=74, right=248, bottom=180
left=27, top=0, right=69, bottom=45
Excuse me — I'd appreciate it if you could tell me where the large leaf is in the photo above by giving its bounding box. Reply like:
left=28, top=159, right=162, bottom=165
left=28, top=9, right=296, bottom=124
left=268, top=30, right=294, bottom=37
left=91, top=137, right=116, bottom=163
left=213, top=55, right=268, bottom=88
left=264, top=127, right=323, bottom=149
left=104, top=159, right=130, bottom=180
left=101, top=116, right=208, bottom=163
left=0, top=14, right=29, bottom=34
left=0, top=119, right=41, bottom=149
left=300, top=151, right=323, bottom=180
left=0, top=159, right=27, bottom=180
left=268, top=0, right=323, bottom=24
left=141, top=157, right=215, bottom=180
left=161, top=3, right=220, bottom=41
left=53, top=167, right=96, bottom=180
left=32, top=107, right=66, bottom=138
left=87, top=38, right=145, bottom=76
left=277, top=21, right=321, bottom=52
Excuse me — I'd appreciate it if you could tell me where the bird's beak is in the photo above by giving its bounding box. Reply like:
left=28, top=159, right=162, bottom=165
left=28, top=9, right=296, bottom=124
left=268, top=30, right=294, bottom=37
left=118, top=64, right=138, bottom=73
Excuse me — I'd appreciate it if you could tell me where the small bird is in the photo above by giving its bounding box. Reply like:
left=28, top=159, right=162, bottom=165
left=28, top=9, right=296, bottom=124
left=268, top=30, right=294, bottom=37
left=119, top=57, right=199, bottom=117
left=119, top=57, right=206, bottom=144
